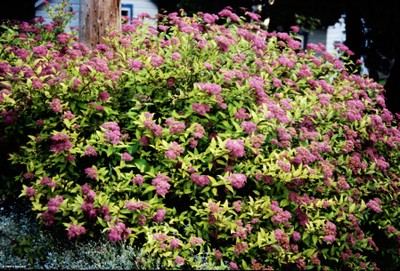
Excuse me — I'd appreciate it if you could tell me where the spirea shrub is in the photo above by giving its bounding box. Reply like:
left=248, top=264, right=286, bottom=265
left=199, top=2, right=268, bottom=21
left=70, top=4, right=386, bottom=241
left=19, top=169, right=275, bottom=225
left=1, top=2, right=400, bottom=270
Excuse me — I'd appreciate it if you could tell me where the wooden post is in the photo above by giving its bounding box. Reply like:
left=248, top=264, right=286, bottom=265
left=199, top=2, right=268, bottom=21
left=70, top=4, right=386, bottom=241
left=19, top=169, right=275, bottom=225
left=79, top=0, right=121, bottom=49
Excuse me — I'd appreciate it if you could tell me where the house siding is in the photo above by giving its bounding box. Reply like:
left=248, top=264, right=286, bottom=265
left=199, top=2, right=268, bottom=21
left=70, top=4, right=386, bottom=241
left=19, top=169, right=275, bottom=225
left=326, top=15, right=346, bottom=52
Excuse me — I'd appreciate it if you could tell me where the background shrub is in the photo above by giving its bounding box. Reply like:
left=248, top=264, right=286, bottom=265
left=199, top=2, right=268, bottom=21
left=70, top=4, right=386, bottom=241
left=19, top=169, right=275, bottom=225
left=1, top=2, right=400, bottom=270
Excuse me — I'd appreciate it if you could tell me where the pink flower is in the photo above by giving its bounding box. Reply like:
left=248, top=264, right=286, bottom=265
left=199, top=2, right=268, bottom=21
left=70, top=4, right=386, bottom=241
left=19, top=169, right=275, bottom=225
left=101, top=121, right=121, bottom=145
left=121, top=152, right=133, bottom=161
left=67, top=224, right=86, bottom=239
left=152, top=174, right=171, bottom=196
left=189, top=138, right=198, bottom=149
left=192, top=123, right=206, bottom=138
left=98, top=91, right=110, bottom=101
left=81, top=184, right=91, bottom=195
left=250, top=134, right=265, bottom=148
left=32, top=45, right=48, bottom=57
left=233, top=200, right=242, bottom=212
left=192, top=103, right=211, bottom=116
left=125, top=201, right=149, bottom=211
left=62, top=110, right=75, bottom=120
left=292, top=231, right=301, bottom=242
left=171, top=52, right=181, bottom=61
left=323, top=235, right=336, bottom=243
left=247, top=12, right=261, bottom=21
left=15, top=48, right=30, bottom=59
left=47, top=196, right=64, bottom=213
left=85, top=167, right=97, bottom=180
left=189, top=237, right=204, bottom=245
left=132, top=174, right=144, bottom=185
left=278, top=160, right=291, bottom=173
left=139, top=136, right=150, bottom=146
left=165, top=141, right=184, bottom=160
left=32, top=78, right=44, bottom=89
left=165, top=117, right=186, bottom=134
left=154, top=209, right=166, bottom=222
left=128, top=59, right=142, bottom=71
left=234, top=242, right=248, bottom=254
left=175, top=256, right=185, bottom=265
left=108, top=222, right=131, bottom=242
left=214, top=249, right=223, bottom=260
left=56, top=32, right=71, bottom=44
left=323, top=221, right=337, bottom=243
left=226, top=139, right=245, bottom=158
left=229, top=262, right=238, bottom=270
left=290, top=25, right=300, bottom=33
left=170, top=238, right=182, bottom=249
left=50, top=98, right=62, bottom=113
left=366, top=198, right=382, bottom=213
left=50, top=132, right=72, bottom=153
left=153, top=233, right=168, bottom=242
left=234, top=108, right=250, bottom=120
left=197, top=82, right=222, bottom=95
left=271, top=208, right=292, bottom=224
left=150, top=54, right=164, bottom=67
left=203, top=13, right=218, bottom=24
left=190, top=173, right=210, bottom=187
left=84, top=145, right=97, bottom=156
left=25, top=187, right=36, bottom=197
left=226, top=173, right=247, bottom=189
left=240, top=121, right=258, bottom=133
left=386, top=225, right=396, bottom=234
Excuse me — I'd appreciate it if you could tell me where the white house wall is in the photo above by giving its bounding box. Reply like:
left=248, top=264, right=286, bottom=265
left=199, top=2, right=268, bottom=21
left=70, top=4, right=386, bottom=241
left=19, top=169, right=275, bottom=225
left=326, top=15, right=346, bottom=53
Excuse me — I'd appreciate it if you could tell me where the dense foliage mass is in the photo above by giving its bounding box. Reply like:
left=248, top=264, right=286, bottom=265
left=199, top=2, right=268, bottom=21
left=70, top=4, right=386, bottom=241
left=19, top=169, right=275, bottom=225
left=1, top=2, right=400, bottom=270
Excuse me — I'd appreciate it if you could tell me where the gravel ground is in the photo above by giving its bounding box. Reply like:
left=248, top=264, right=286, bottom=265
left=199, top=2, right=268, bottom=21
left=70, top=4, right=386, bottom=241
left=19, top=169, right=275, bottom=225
left=0, top=198, right=143, bottom=270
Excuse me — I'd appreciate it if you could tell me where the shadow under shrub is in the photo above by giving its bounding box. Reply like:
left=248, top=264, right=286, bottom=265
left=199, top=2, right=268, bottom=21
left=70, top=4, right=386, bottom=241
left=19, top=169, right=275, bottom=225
left=1, top=1, right=400, bottom=270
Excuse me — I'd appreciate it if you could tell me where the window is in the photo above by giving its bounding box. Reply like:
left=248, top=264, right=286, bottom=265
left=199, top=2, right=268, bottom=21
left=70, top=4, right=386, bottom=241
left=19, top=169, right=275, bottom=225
left=121, top=4, right=134, bottom=20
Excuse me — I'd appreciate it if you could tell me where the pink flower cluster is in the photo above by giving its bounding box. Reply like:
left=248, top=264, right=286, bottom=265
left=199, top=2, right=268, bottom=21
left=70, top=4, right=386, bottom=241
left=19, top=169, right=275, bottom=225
left=49, top=98, right=62, bottom=113
left=153, top=209, right=166, bottom=222
left=131, top=174, right=144, bottom=185
left=40, top=176, right=57, bottom=187
left=270, top=200, right=292, bottom=224
left=323, top=221, right=337, bottom=243
left=189, top=236, right=204, bottom=245
left=192, top=123, right=206, bottom=138
left=81, top=185, right=101, bottom=220
left=67, top=224, right=86, bottom=239
left=226, top=173, right=247, bottom=189
left=192, top=103, right=211, bottom=116
left=50, top=132, right=72, bottom=153
left=240, top=121, right=258, bottom=133
left=170, top=237, right=182, bottom=249
left=121, top=152, right=133, bottom=161
left=101, top=121, right=121, bottom=145
left=190, top=173, right=210, bottom=187
left=84, top=167, right=97, bottom=180
left=165, top=117, right=186, bottom=134
left=165, top=141, right=184, bottom=159
left=234, top=108, right=250, bottom=120
left=84, top=146, right=97, bottom=156
left=366, top=198, right=382, bottom=213
left=152, top=174, right=171, bottom=196
left=225, top=139, right=245, bottom=158
left=62, top=110, right=75, bottom=120
left=196, top=82, right=222, bottom=95
left=143, top=113, right=163, bottom=136
left=125, top=200, right=149, bottom=211
left=47, top=195, right=64, bottom=214
left=98, top=91, right=110, bottom=102
left=25, top=186, right=36, bottom=197
left=108, top=222, right=131, bottom=242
